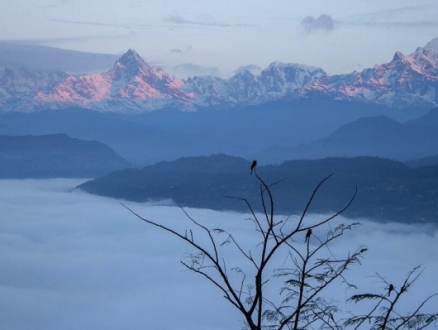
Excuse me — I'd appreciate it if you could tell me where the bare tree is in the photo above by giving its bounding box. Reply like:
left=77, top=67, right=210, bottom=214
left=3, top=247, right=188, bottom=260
left=122, top=170, right=437, bottom=330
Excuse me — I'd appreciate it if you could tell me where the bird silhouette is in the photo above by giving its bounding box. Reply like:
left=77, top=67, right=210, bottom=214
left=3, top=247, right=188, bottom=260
left=388, top=284, right=394, bottom=296
left=305, top=229, right=312, bottom=242
left=329, top=313, right=335, bottom=322
left=250, top=160, right=257, bottom=174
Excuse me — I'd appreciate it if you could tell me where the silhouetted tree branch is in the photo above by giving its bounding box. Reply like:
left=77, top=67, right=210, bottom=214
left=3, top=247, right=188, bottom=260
left=345, top=265, right=438, bottom=330
left=122, top=167, right=437, bottom=330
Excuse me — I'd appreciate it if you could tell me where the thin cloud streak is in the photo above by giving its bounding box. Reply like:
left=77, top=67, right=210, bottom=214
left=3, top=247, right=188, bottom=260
left=0, top=34, right=134, bottom=46
left=46, top=18, right=176, bottom=30
left=47, top=18, right=136, bottom=29
left=338, top=4, right=438, bottom=29
left=340, top=20, right=438, bottom=28
left=164, top=15, right=253, bottom=28
left=341, top=4, right=437, bottom=20
left=0, top=179, right=437, bottom=330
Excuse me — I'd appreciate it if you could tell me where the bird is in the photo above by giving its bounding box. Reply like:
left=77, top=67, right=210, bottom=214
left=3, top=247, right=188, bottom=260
left=388, top=284, right=394, bottom=296
left=250, top=160, right=257, bottom=174
left=329, top=313, right=335, bottom=322
left=305, top=229, right=312, bottom=242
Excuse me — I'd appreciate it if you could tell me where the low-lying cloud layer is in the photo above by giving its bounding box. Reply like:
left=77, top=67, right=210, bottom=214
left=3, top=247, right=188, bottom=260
left=1, top=179, right=437, bottom=330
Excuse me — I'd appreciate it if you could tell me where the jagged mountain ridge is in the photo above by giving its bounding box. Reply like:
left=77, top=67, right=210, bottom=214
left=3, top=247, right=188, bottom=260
left=0, top=39, right=437, bottom=112
left=297, top=43, right=438, bottom=107
left=32, top=50, right=195, bottom=113
left=184, top=62, right=326, bottom=106
left=0, top=68, right=68, bottom=111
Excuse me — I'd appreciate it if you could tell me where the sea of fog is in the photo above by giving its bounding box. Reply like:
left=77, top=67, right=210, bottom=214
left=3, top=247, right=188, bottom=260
left=1, top=179, right=437, bottom=330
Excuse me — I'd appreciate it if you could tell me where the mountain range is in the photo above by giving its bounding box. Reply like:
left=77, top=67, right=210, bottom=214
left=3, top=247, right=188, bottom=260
left=0, top=39, right=437, bottom=113
left=1, top=102, right=434, bottom=166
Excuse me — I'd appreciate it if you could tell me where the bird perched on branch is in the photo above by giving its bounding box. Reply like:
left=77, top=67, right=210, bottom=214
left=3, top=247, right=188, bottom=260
left=250, top=160, right=257, bottom=174
left=388, top=284, right=394, bottom=296
left=329, top=313, right=335, bottom=322
left=305, top=229, right=312, bottom=242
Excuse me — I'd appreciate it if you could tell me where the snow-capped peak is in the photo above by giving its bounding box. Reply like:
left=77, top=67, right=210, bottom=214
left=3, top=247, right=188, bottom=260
left=111, top=49, right=155, bottom=79
left=266, top=61, right=323, bottom=73
left=116, top=49, right=145, bottom=66
left=392, top=51, right=405, bottom=62
left=424, top=38, right=438, bottom=52
left=26, top=50, right=195, bottom=113
left=234, top=64, right=262, bottom=76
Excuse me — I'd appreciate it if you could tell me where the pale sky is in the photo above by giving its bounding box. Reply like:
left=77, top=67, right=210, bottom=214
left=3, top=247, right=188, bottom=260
left=0, top=0, right=437, bottom=77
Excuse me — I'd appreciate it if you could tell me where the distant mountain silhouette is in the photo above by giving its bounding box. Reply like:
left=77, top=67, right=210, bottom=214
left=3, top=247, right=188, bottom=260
left=0, top=42, right=119, bottom=73
left=405, top=153, right=438, bottom=168
left=77, top=154, right=438, bottom=224
left=406, top=107, right=438, bottom=126
left=1, top=100, right=423, bottom=166
left=0, top=133, right=132, bottom=178
left=251, top=109, right=438, bottom=164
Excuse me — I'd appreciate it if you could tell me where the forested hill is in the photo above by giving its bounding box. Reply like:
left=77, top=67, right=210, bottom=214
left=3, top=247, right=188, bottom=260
left=77, top=154, right=438, bottom=224
left=0, top=134, right=132, bottom=178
